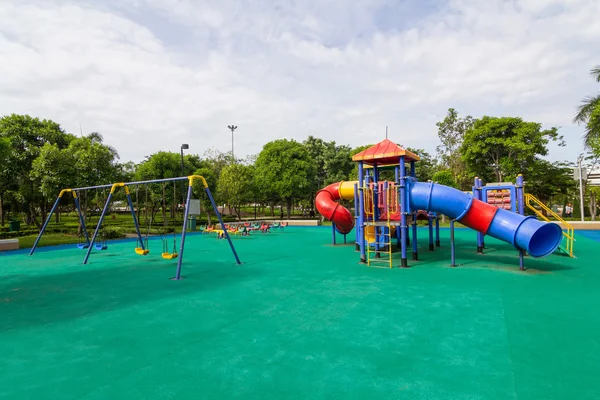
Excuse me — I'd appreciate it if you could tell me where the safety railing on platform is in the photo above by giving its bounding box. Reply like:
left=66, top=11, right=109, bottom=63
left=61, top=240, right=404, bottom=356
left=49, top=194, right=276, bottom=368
left=524, top=193, right=574, bottom=257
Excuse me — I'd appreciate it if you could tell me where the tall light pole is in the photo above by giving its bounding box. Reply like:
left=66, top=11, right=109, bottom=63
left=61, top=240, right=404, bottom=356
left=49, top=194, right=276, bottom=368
left=578, top=153, right=585, bottom=222
left=228, top=125, right=237, bottom=162
left=180, top=144, right=189, bottom=206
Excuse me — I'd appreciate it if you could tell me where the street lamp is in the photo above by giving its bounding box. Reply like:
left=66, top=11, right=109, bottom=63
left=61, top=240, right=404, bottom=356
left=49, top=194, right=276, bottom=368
left=578, top=153, right=585, bottom=222
left=227, top=125, right=237, bottom=161
left=180, top=144, right=189, bottom=206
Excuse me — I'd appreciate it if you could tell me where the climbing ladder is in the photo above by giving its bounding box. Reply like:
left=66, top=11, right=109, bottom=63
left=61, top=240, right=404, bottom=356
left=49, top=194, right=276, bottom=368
left=364, top=184, right=394, bottom=268
left=524, top=193, right=574, bottom=257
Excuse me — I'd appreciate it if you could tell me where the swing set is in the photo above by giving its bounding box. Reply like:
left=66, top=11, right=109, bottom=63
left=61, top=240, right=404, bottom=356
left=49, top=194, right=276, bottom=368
left=30, top=175, right=241, bottom=280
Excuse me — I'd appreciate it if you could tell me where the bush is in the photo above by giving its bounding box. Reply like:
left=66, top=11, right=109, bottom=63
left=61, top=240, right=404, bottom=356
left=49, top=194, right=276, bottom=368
left=101, top=227, right=127, bottom=240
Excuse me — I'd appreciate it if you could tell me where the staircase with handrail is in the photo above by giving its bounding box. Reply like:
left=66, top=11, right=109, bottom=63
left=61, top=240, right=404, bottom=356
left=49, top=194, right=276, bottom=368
left=524, top=193, right=574, bottom=257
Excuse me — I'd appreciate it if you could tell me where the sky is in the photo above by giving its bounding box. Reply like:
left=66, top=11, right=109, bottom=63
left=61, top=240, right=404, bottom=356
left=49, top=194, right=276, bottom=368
left=0, top=0, right=598, bottom=164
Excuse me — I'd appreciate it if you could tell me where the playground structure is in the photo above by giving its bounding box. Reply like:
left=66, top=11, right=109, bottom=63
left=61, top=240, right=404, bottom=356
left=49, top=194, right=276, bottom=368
left=30, top=176, right=241, bottom=280
left=316, top=139, right=564, bottom=269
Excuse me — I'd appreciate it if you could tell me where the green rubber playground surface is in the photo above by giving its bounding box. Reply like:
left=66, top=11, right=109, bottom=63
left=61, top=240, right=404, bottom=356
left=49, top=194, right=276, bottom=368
left=1, top=227, right=599, bottom=399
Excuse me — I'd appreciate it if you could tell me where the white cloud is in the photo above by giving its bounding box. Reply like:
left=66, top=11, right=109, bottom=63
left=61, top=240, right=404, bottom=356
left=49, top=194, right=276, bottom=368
left=0, top=0, right=598, bottom=165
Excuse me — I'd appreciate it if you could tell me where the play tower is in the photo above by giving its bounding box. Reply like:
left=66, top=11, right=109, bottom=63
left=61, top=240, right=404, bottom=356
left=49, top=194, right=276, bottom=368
left=315, top=138, right=564, bottom=269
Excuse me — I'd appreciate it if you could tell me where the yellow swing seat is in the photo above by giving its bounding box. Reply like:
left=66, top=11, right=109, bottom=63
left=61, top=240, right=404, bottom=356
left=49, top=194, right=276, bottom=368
left=162, top=252, right=178, bottom=260
left=135, top=248, right=150, bottom=256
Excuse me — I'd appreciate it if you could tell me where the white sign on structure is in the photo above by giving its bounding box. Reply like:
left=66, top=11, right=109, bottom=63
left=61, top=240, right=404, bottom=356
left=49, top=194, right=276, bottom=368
left=188, top=199, right=201, bottom=215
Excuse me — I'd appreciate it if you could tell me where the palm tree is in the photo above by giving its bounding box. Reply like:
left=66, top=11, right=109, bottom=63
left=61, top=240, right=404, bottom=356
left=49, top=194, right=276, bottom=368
left=574, top=65, right=600, bottom=147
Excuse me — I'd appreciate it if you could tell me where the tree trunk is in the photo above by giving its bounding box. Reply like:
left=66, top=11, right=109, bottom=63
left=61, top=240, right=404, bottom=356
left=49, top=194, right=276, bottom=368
left=270, top=202, right=274, bottom=217
left=236, top=205, right=241, bottom=221
left=162, top=184, right=167, bottom=227
left=171, top=182, right=176, bottom=219
left=589, top=191, right=596, bottom=221
left=205, top=210, right=212, bottom=226
left=286, top=198, right=292, bottom=218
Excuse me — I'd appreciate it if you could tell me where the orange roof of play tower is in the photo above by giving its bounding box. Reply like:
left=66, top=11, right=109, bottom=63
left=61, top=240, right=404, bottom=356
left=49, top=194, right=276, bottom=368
left=351, top=139, right=420, bottom=165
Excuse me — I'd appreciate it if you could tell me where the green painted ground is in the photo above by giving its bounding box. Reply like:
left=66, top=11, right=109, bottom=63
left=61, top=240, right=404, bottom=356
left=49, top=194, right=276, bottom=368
left=1, top=227, right=599, bottom=399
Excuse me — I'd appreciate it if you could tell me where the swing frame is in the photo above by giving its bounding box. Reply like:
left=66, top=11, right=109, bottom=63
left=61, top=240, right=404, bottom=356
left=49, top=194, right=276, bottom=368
left=30, top=176, right=241, bottom=280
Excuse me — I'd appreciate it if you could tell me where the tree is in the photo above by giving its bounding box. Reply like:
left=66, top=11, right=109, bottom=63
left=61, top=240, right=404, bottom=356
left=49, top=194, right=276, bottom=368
left=0, top=114, right=74, bottom=226
left=192, top=166, right=217, bottom=225
left=0, top=137, right=11, bottom=225
left=436, top=108, right=474, bottom=189
left=525, top=159, right=575, bottom=210
left=460, top=116, right=564, bottom=183
left=405, top=147, right=438, bottom=182
left=255, top=139, right=315, bottom=218
left=573, top=65, right=600, bottom=147
left=135, top=152, right=183, bottom=226
left=217, top=164, right=254, bottom=220
left=431, top=170, right=457, bottom=188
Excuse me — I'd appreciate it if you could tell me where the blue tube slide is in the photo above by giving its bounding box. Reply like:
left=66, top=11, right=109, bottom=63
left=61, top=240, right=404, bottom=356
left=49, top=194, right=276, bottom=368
left=409, top=182, right=562, bottom=258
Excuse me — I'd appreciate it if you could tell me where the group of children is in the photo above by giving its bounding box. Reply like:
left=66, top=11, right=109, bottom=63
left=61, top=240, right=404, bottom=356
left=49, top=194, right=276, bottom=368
left=201, top=221, right=288, bottom=239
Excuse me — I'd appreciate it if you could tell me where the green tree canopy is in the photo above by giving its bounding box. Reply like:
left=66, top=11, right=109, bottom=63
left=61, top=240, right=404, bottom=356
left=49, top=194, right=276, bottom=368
left=255, top=139, right=315, bottom=217
left=573, top=65, right=600, bottom=147
left=435, top=108, right=474, bottom=189
left=217, top=163, right=254, bottom=220
left=460, top=116, right=564, bottom=182
left=431, top=170, right=458, bottom=188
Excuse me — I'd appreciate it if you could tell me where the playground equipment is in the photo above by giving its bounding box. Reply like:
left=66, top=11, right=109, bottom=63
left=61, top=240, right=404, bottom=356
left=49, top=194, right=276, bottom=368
left=315, top=139, right=563, bottom=270
left=30, top=176, right=241, bottom=280
left=524, top=193, right=575, bottom=257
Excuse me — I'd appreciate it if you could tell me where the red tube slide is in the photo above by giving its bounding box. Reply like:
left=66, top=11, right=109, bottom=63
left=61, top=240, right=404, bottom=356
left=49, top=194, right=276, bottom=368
left=315, top=182, right=355, bottom=234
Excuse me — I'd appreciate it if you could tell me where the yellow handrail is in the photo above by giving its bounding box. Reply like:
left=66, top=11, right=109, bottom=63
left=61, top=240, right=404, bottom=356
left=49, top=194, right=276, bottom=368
left=524, top=193, right=574, bottom=257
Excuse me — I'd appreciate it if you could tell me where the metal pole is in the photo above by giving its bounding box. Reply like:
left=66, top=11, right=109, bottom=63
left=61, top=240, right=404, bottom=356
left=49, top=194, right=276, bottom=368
left=519, top=249, right=525, bottom=271
left=83, top=192, right=114, bottom=264
left=578, top=154, right=585, bottom=222
left=29, top=195, right=61, bottom=255
left=450, top=219, right=456, bottom=267
left=332, top=222, right=337, bottom=245
left=428, top=215, right=434, bottom=251
left=399, top=156, right=408, bottom=267
left=174, top=184, right=193, bottom=280
left=475, top=177, right=483, bottom=253
left=358, top=162, right=366, bottom=263
left=435, top=214, right=440, bottom=247
left=180, top=145, right=188, bottom=206
left=126, top=192, right=145, bottom=250
left=206, top=187, right=241, bottom=264
left=412, top=218, right=418, bottom=260
left=74, top=195, right=90, bottom=245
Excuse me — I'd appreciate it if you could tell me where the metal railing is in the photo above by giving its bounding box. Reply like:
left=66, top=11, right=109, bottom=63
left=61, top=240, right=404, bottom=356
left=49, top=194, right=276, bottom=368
left=524, top=193, right=574, bottom=257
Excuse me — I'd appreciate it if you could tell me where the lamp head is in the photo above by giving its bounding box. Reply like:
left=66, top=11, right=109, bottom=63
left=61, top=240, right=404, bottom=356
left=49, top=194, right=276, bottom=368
left=181, top=144, right=189, bottom=150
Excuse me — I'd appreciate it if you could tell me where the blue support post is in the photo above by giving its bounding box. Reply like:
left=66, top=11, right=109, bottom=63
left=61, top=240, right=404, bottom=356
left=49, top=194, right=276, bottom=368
left=206, top=187, right=241, bottom=265
left=358, top=162, right=366, bottom=263
left=475, top=177, right=484, bottom=253
left=29, top=195, right=62, bottom=255
left=126, top=192, right=145, bottom=250
left=516, top=174, right=525, bottom=216
left=479, top=178, right=485, bottom=249
left=516, top=174, right=526, bottom=268
left=450, top=219, right=456, bottom=267
left=519, top=249, right=525, bottom=271
left=428, top=215, right=434, bottom=251
left=74, top=195, right=90, bottom=245
left=399, top=156, right=408, bottom=267
left=435, top=214, right=440, bottom=247
left=412, top=217, right=418, bottom=260
left=332, top=223, right=337, bottom=245
left=83, top=192, right=114, bottom=264
left=174, top=184, right=192, bottom=279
